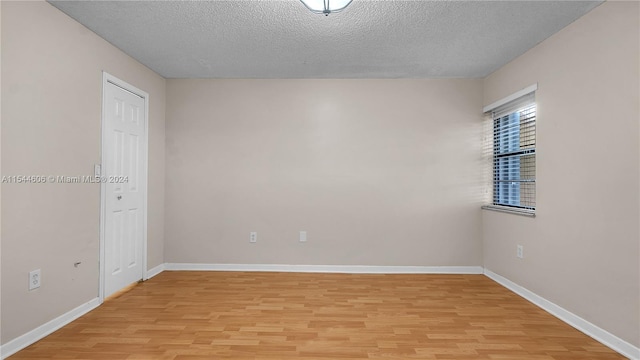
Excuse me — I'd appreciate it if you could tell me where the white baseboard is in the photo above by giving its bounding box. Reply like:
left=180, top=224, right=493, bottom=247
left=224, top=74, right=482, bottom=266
left=484, top=269, right=640, bottom=360
left=145, top=263, right=166, bottom=280
left=164, top=263, right=484, bottom=274
left=0, top=297, right=100, bottom=360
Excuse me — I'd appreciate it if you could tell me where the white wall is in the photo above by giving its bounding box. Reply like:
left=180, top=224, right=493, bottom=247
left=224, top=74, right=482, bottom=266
left=1, top=1, right=166, bottom=344
left=165, top=79, right=484, bottom=267
left=482, top=1, right=639, bottom=347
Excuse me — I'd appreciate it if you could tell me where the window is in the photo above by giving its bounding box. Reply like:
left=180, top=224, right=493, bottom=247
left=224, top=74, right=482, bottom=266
left=483, top=85, right=537, bottom=215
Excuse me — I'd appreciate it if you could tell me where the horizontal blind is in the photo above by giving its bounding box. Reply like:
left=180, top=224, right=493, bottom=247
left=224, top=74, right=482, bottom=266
left=488, top=93, right=536, bottom=210
left=491, top=92, right=535, bottom=119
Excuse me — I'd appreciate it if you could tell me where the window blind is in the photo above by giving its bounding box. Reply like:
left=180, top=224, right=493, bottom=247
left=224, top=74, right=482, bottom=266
left=486, top=92, right=536, bottom=211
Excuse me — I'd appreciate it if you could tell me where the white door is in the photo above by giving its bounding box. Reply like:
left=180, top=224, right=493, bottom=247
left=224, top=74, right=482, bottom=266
left=102, top=79, right=146, bottom=298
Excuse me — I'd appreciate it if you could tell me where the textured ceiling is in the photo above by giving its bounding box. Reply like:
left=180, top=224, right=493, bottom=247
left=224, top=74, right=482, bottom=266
left=49, top=0, right=602, bottom=79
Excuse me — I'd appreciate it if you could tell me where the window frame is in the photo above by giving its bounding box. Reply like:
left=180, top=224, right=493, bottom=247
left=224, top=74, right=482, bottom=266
left=481, top=84, right=537, bottom=217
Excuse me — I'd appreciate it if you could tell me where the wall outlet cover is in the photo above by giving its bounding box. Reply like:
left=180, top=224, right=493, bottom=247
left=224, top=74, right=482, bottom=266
left=29, top=269, right=41, bottom=290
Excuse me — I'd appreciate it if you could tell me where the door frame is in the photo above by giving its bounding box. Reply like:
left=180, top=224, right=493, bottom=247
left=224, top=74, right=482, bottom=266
left=99, top=72, right=150, bottom=303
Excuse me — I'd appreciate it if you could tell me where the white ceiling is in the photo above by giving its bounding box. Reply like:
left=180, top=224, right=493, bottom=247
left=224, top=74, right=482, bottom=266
left=49, top=0, right=602, bottom=79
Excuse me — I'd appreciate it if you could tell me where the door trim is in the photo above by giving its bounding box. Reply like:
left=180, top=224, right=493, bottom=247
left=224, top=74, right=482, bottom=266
left=99, top=72, right=150, bottom=303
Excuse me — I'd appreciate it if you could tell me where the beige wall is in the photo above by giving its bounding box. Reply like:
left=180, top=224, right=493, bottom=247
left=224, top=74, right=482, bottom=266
left=0, top=0, right=3, bottom=348
left=482, top=1, right=639, bottom=347
left=165, top=79, right=484, bottom=266
left=1, top=1, right=165, bottom=344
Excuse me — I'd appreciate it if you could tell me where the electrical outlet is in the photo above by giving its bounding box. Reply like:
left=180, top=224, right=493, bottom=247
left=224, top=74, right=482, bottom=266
left=250, top=232, right=257, bottom=243
left=517, top=245, right=524, bottom=259
left=299, top=231, right=307, bottom=242
left=29, top=269, right=41, bottom=290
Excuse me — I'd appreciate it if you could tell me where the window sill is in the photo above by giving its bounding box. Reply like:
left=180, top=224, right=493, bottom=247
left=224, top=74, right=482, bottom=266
left=481, top=205, right=535, bottom=217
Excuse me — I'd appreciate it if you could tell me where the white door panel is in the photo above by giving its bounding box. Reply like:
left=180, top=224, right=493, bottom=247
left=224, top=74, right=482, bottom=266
left=103, top=80, right=146, bottom=298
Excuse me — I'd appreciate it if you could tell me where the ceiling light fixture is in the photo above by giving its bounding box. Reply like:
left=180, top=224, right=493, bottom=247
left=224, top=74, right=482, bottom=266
left=300, top=0, right=353, bottom=16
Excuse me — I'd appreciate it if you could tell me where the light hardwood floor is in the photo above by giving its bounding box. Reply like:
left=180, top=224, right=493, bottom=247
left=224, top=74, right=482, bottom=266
left=9, top=271, right=624, bottom=359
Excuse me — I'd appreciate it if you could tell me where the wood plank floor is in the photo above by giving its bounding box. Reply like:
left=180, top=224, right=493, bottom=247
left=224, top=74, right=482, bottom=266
left=9, top=271, right=624, bottom=359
